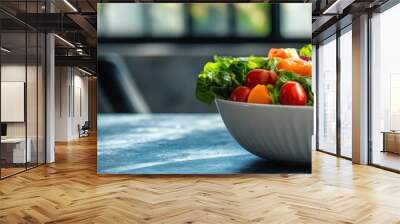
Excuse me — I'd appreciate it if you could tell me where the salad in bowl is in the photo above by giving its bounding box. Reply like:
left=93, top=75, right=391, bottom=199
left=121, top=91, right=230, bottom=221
left=196, top=44, right=313, bottom=106
left=195, top=45, right=313, bottom=163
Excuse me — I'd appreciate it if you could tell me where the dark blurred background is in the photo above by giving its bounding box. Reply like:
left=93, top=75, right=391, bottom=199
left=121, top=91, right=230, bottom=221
left=98, top=3, right=311, bottom=113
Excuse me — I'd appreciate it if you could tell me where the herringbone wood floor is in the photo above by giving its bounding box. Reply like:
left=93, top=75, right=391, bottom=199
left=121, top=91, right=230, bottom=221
left=1, top=135, right=400, bottom=224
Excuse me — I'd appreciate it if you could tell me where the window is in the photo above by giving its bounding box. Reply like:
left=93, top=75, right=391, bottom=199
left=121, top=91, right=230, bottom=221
left=318, top=37, right=337, bottom=154
left=149, top=4, right=185, bottom=37
left=390, top=75, right=400, bottom=130
left=191, top=4, right=229, bottom=36
left=98, top=4, right=144, bottom=37
left=98, top=3, right=311, bottom=41
left=371, top=3, right=400, bottom=171
left=235, top=4, right=270, bottom=37
left=0, top=3, right=46, bottom=179
left=280, top=4, right=312, bottom=38
left=312, top=45, right=317, bottom=150
left=339, top=28, right=352, bottom=158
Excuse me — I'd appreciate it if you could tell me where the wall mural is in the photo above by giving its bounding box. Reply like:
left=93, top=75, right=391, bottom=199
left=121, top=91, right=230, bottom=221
left=97, top=3, right=313, bottom=174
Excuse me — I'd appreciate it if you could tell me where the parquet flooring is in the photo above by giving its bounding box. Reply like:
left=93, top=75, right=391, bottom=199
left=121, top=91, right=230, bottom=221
left=1, top=135, right=400, bottom=223
left=1, top=167, right=26, bottom=178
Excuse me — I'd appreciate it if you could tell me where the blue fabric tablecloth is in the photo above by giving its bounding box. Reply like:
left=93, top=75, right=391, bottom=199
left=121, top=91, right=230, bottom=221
left=98, top=114, right=310, bottom=174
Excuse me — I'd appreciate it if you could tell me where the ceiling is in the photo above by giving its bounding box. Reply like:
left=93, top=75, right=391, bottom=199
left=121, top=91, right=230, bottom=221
left=311, top=0, right=391, bottom=42
left=0, top=0, right=395, bottom=72
left=1, top=0, right=98, bottom=72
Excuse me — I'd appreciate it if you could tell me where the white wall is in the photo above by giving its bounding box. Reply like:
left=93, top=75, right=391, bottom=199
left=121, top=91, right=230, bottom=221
left=1, top=82, right=25, bottom=122
left=55, top=67, right=89, bottom=141
left=1, top=63, right=46, bottom=164
left=55, top=66, right=70, bottom=141
left=70, top=73, right=89, bottom=138
left=1, top=65, right=38, bottom=138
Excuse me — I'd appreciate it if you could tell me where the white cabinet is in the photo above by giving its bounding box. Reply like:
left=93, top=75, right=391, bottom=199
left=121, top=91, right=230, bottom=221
left=1, top=138, right=32, bottom=163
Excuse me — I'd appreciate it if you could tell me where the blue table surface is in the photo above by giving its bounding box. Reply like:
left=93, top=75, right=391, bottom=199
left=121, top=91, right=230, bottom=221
left=98, top=114, right=310, bottom=174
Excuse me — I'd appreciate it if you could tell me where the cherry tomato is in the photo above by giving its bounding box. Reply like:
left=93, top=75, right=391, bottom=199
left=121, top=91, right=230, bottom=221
left=230, top=86, right=251, bottom=102
left=245, top=69, right=277, bottom=89
left=279, top=81, right=308, bottom=106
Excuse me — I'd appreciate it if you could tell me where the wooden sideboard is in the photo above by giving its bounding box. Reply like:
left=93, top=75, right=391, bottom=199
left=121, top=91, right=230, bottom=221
left=382, top=131, right=400, bottom=154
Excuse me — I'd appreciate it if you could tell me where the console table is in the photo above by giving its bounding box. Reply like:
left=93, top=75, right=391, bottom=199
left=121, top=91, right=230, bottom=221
left=381, top=131, right=400, bottom=154
left=1, top=138, right=31, bottom=164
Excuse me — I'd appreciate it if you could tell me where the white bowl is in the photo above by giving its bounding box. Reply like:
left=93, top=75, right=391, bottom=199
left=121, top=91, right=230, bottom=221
left=215, top=99, right=314, bottom=163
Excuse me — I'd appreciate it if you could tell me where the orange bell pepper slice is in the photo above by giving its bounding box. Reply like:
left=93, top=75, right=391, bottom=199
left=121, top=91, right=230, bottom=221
left=277, top=58, right=312, bottom=77
left=247, top=84, right=272, bottom=104
left=268, top=48, right=290, bottom=59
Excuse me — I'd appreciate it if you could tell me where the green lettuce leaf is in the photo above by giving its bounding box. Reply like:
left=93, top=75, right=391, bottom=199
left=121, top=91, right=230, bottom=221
left=299, top=44, right=312, bottom=59
left=196, top=56, right=271, bottom=104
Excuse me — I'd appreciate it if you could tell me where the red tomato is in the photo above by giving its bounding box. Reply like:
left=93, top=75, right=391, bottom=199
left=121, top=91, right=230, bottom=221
left=245, top=69, right=277, bottom=89
left=300, top=56, right=310, bottom=61
left=230, top=86, right=251, bottom=102
left=279, top=81, right=308, bottom=105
